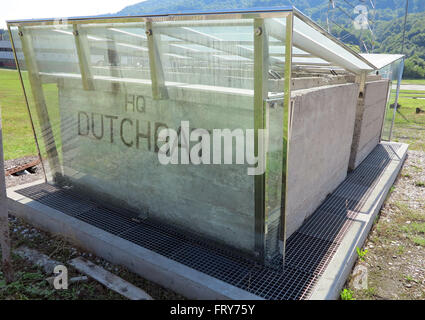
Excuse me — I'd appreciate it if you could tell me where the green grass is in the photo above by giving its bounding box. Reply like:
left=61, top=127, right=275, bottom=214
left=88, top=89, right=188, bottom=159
left=382, top=86, right=425, bottom=151
left=410, top=236, right=425, bottom=247
left=340, top=288, right=355, bottom=300
left=0, top=68, right=62, bottom=160
left=414, top=181, right=425, bottom=187
left=0, top=69, right=37, bottom=160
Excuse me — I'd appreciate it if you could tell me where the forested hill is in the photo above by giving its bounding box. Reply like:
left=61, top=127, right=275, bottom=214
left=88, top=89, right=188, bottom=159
left=115, top=0, right=425, bottom=78
left=375, top=12, right=425, bottom=78
left=117, top=0, right=424, bottom=21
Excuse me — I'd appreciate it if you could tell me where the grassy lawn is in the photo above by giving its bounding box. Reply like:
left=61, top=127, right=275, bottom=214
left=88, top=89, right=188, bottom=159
left=0, top=69, right=37, bottom=160
left=0, top=68, right=62, bottom=161
left=382, top=87, right=425, bottom=152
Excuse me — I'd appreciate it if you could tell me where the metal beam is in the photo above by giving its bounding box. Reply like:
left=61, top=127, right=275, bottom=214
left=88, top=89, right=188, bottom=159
left=73, top=24, right=94, bottom=90
left=17, top=26, right=62, bottom=182
left=253, top=18, right=269, bottom=263
left=279, top=13, right=293, bottom=265
left=146, top=21, right=168, bottom=100
left=389, top=59, right=404, bottom=141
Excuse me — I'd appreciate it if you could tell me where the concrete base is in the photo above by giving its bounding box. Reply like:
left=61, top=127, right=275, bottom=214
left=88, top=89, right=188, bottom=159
left=309, top=142, right=408, bottom=299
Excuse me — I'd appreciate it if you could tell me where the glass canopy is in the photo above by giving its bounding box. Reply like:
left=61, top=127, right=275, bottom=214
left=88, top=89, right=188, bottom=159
left=7, top=8, right=378, bottom=266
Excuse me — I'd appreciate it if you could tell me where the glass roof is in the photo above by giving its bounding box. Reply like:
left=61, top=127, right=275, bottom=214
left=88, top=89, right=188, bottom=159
left=7, top=7, right=379, bottom=75
left=360, top=54, right=404, bottom=70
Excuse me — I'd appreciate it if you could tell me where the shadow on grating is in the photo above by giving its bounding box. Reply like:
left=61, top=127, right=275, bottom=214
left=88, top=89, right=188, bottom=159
left=15, top=143, right=402, bottom=300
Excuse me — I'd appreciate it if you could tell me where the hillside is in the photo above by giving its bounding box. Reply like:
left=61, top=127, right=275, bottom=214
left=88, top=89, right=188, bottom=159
left=116, top=0, right=425, bottom=78
left=376, top=12, right=425, bottom=78
left=117, top=0, right=424, bottom=21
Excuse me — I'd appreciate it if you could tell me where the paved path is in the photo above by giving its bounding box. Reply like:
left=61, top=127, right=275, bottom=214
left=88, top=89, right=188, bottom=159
left=392, top=84, right=425, bottom=91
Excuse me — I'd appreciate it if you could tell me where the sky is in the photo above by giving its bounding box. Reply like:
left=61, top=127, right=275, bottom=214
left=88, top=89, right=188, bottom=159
left=1, top=0, right=144, bottom=28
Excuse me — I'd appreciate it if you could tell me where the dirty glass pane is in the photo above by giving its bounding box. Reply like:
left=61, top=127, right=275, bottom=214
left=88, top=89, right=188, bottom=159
left=380, top=58, right=404, bottom=141
left=9, top=14, right=288, bottom=264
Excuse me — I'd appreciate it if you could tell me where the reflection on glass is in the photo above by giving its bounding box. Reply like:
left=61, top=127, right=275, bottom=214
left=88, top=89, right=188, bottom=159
left=9, top=15, right=289, bottom=265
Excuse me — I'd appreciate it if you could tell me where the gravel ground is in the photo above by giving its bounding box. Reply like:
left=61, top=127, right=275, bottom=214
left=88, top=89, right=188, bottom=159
left=345, top=150, right=425, bottom=300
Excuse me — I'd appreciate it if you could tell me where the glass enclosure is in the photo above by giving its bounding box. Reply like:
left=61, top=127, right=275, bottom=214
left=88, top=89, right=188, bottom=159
left=8, top=10, right=294, bottom=265
left=7, top=8, right=377, bottom=266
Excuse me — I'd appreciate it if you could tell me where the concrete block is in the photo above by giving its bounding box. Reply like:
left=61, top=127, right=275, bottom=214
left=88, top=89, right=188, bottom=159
left=286, top=83, right=359, bottom=238
left=349, top=80, right=390, bottom=170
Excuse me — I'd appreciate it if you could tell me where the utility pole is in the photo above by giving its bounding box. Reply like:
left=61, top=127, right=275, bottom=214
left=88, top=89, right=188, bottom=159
left=401, top=0, right=409, bottom=53
left=0, top=108, right=14, bottom=283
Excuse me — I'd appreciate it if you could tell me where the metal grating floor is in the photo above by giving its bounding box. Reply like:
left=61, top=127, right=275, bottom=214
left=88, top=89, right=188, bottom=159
left=15, top=143, right=403, bottom=300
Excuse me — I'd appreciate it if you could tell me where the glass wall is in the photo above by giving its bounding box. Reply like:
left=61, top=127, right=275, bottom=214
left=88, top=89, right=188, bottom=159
left=9, top=11, right=292, bottom=265
left=380, top=57, right=404, bottom=141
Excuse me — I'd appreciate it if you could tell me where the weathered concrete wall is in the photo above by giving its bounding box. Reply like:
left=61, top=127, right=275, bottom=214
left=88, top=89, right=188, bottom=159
left=349, top=80, right=390, bottom=170
left=286, top=83, right=359, bottom=239
left=57, top=81, right=258, bottom=255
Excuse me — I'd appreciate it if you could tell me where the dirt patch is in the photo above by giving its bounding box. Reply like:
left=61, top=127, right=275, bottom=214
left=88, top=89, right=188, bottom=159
left=345, top=150, right=425, bottom=300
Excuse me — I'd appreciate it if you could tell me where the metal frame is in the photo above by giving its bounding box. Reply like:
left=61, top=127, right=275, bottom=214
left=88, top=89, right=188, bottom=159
left=253, top=17, right=269, bottom=261
left=7, top=8, right=377, bottom=78
left=146, top=21, right=169, bottom=100
left=378, top=79, right=392, bottom=143
left=73, top=24, right=95, bottom=91
left=389, top=58, right=404, bottom=141
left=281, top=12, right=294, bottom=260
left=12, top=26, right=61, bottom=181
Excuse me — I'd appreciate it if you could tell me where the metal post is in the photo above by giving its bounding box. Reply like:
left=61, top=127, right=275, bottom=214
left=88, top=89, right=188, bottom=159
left=280, top=12, right=294, bottom=264
left=17, top=26, right=62, bottom=182
left=253, top=18, right=269, bottom=262
left=389, top=58, right=404, bottom=141
left=379, top=78, right=393, bottom=141
left=73, top=24, right=95, bottom=91
left=0, top=110, right=14, bottom=283
left=146, top=21, right=168, bottom=100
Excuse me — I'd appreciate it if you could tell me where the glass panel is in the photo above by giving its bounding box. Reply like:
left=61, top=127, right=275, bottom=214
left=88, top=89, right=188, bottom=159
left=380, top=58, right=404, bottom=141
left=9, top=13, right=289, bottom=265
left=293, top=15, right=373, bottom=73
